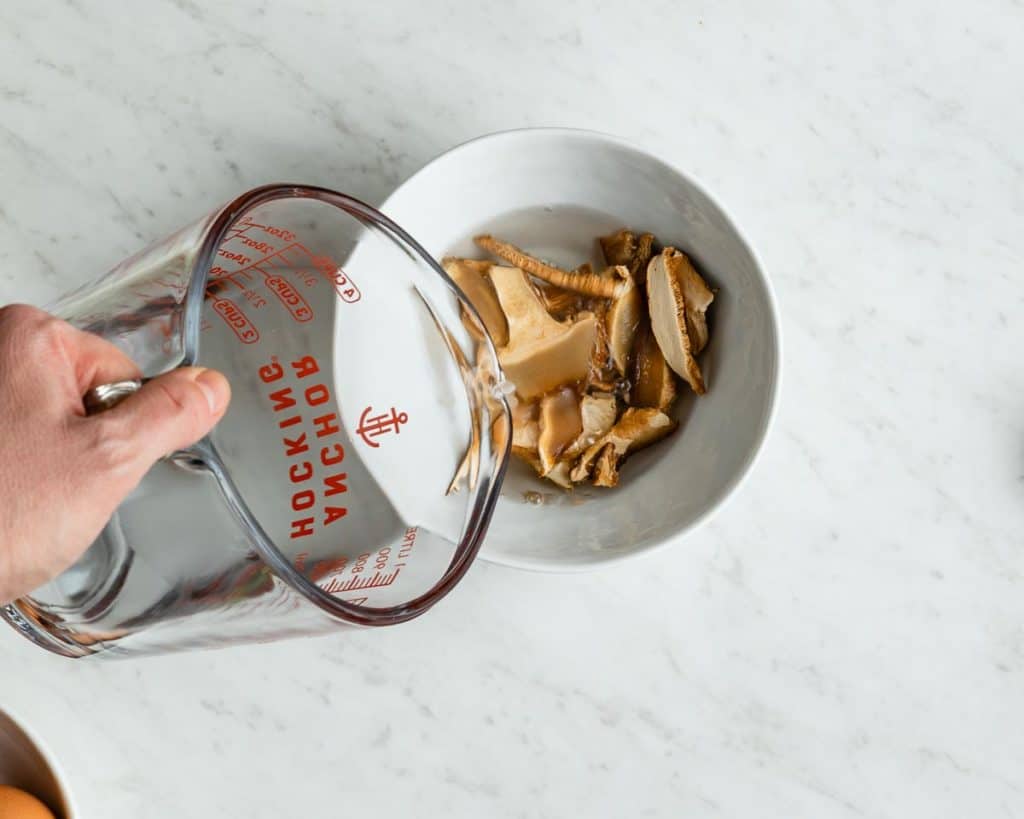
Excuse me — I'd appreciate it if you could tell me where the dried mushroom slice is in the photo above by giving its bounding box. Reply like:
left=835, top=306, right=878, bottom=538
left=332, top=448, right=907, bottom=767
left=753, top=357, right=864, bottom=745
left=630, top=232, right=656, bottom=285
left=442, top=331, right=488, bottom=496
left=646, top=249, right=706, bottom=395
left=453, top=339, right=506, bottom=496
left=564, top=392, right=618, bottom=459
left=629, top=320, right=677, bottom=411
left=537, top=282, right=581, bottom=320
left=591, top=443, right=620, bottom=488
left=664, top=248, right=714, bottom=354
left=489, top=265, right=598, bottom=399
left=605, top=266, right=641, bottom=375
left=545, top=460, right=573, bottom=490
left=512, top=444, right=572, bottom=489
left=476, top=235, right=625, bottom=299
left=537, top=387, right=583, bottom=475
left=600, top=229, right=637, bottom=266
left=570, top=408, right=677, bottom=483
left=600, top=229, right=655, bottom=287
left=537, top=264, right=601, bottom=322
left=442, top=257, right=509, bottom=347
left=511, top=398, right=539, bottom=451
left=586, top=300, right=614, bottom=388
left=611, top=407, right=678, bottom=450
left=512, top=445, right=543, bottom=474
left=569, top=436, right=603, bottom=482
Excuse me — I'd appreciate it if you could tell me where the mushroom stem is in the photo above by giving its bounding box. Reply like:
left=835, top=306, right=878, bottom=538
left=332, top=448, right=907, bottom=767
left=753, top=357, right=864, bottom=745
left=475, top=234, right=625, bottom=299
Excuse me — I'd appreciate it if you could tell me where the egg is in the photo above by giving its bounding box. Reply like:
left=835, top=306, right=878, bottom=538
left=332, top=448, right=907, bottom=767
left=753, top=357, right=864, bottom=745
left=0, top=785, right=56, bottom=819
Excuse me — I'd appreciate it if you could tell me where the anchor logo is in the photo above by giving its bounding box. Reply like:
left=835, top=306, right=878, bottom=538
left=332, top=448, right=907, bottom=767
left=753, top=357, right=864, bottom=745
left=356, top=406, right=409, bottom=448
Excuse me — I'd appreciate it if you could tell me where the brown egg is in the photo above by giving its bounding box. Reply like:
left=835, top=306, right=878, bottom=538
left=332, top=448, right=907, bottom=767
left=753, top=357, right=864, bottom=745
left=0, top=785, right=56, bottom=819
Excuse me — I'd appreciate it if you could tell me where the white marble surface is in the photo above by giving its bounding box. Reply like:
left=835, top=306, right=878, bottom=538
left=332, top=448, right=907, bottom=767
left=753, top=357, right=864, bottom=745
left=1, top=1, right=1023, bottom=816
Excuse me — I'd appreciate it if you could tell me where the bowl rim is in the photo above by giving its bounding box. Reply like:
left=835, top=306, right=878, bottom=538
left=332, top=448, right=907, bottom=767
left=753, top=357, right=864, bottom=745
left=0, top=704, right=76, bottom=818
left=380, top=127, right=784, bottom=573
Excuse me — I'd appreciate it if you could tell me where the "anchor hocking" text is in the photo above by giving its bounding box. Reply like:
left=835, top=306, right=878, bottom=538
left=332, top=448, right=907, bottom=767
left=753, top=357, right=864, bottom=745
left=258, top=354, right=349, bottom=540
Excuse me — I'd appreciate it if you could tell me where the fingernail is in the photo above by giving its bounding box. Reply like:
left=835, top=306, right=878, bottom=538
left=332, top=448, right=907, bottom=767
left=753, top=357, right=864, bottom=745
left=193, top=368, right=231, bottom=414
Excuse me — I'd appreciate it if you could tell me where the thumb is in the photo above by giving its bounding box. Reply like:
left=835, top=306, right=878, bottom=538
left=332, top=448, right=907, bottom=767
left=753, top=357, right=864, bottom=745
left=104, top=367, right=231, bottom=462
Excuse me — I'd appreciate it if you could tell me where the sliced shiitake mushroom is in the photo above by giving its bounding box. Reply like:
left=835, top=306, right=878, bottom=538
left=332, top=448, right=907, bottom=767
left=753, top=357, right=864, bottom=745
left=489, top=265, right=597, bottom=399
left=629, top=319, right=677, bottom=411
left=512, top=445, right=543, bottom=475
left=545, top=460, right=573, bottom=490
left=605, top=266, right=641, bottom=375
left=570, top=407, right=677, bottom=483
left=600, top=229, right=636, bottom=267
left=512, top=444, right=572, bottom=489
left=537, top=387, right=583, bottom=475
left=591, top=443, right=621, bottom=488
left=666, top=248, right=714, bottom=354
left=511, top=398, right=539, bottom=451
left=442, top=257, right=509, bottom=347
left=537, top=282, right=581, bottom=320
left=629, top=232, right=655, bottom=285
left=586, top=300, right=614, bottom=389
left=646, top=249, right=706, bottom=395
left=600, top=229, right=655, bottom=288
left=564, top=392, right=618, bottom=459
left=537, top=265, right=606, bottom=327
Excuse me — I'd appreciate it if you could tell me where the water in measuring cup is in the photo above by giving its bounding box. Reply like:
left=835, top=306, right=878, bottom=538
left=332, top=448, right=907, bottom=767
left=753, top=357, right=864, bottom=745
left=18, top=216, right=484, bottom=655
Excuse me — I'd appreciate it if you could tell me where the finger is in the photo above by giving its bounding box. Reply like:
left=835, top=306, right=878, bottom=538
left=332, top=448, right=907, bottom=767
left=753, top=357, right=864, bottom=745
left=100, top=366, right=231, bottom=462
left=0, top=305, right=142, bottom=411
left=61, top=324, right=142, bottom=395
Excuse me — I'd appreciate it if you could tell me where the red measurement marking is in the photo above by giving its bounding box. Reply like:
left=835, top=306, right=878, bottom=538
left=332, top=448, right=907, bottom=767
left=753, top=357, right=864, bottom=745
left=312, top=255, right=361, bottom=303
left=238, top=236, right=276, bottom=255
left=263, top=275, right=313, bottom=322
left=398, top=527, right=417, bottom=560
left=224, top=220, right=255, bottom=241
left=218, top=249, right=251, bottom=265
left=212, top=298, right=259, bottom=343
left=235, top=219, right=297, bottom=243
left=219, top=228, right=365, bottom=302
left=207, top=231, right=362, bottom=337
left=322, top=569, right=400, bottom=595
left=210, top=269, right=257, bottom=293
left=356, top=406, right=408, bottom=448
left=272, top=245, right=310, bottom=270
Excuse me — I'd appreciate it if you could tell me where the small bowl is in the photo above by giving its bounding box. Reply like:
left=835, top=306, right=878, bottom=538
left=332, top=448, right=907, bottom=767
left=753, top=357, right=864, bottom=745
left=0, top=707, right=75, bottom=818
left=381, top=129, right=781, bottom=571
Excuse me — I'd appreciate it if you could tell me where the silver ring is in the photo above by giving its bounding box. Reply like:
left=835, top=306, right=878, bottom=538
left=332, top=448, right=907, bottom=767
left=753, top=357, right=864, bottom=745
left=83, top=379, right=144, bottom=415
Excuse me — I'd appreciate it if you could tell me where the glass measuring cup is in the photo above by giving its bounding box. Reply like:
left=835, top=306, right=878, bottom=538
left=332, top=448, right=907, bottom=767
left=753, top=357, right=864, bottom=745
left=1, top=185, right=510, bottom=658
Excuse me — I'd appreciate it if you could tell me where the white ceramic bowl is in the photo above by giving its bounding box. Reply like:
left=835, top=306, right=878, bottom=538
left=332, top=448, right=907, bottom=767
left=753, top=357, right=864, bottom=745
left=381, top=129, right=781, bottom=571
left=0, top=707, right=75, bottom=818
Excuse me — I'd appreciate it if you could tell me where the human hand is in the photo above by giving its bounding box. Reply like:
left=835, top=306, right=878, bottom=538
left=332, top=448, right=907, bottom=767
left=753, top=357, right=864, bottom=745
left=0, top=304, right=230, bottom=603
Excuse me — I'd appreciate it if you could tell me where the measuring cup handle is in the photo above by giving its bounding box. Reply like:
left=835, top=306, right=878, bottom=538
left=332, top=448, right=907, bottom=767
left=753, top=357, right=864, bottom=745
left=83, top=379, right=146, bottom=415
